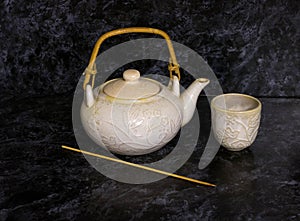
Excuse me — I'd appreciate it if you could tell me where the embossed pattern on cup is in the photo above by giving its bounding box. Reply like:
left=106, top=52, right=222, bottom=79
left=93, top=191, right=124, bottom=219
left=211, top=93, right=262, bottom=151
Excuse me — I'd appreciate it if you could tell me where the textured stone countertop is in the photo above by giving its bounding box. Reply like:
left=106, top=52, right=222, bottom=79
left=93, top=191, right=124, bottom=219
left=0, top=95, right=299, bottom=221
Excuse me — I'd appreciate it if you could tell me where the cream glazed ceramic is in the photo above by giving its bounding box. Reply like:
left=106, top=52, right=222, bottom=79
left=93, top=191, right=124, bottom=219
left=211, top=93, right=262, bottom=151
left=80, top=27, right=210, bottom=155
left=81, top=69, right=210, bottom=155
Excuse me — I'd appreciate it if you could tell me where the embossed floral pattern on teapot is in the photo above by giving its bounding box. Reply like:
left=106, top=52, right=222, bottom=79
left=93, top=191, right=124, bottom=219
left=80, top=28, right=210, bottom=155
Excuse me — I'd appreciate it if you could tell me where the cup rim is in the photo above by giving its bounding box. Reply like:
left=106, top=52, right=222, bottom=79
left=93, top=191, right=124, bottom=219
left=211, top=93, right=262, bottom=114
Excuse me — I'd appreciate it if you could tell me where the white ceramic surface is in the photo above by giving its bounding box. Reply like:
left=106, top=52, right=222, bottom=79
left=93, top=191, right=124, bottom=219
left=81, top=69, right=210, bottom=155
left=211, top=93, right=262, bottom=151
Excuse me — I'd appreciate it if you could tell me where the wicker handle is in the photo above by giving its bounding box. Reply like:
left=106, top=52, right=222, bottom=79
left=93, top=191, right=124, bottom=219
left=83, top=27, right=180, bottom=89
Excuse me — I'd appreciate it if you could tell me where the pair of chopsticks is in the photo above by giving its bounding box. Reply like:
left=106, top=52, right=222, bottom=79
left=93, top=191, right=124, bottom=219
left=61, top=145, right=216, bottom=187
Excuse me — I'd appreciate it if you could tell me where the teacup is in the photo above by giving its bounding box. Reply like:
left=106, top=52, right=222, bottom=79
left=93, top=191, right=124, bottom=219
left=211, top=93, right=262, bottom=151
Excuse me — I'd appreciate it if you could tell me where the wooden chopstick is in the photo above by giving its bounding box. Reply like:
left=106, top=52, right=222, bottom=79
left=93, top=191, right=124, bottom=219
left=61, top=145, right=216, bottom=187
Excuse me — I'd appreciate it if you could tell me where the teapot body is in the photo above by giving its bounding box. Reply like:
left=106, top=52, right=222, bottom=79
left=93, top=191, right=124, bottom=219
left=79, top=28, right=210, bottom=156
left=80, top=84, right=183, bottom=155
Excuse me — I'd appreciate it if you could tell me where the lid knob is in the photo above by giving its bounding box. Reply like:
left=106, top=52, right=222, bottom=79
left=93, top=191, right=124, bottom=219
left=123, top=69, right=140, bottom=81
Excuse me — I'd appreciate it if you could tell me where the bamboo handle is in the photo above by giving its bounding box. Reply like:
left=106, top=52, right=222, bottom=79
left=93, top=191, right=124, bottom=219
left=83, top=27, right=181, bottom=90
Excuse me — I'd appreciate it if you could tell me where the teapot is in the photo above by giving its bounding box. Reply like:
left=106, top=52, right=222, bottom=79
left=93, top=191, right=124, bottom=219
left=81, top=27, right=210, bottom=155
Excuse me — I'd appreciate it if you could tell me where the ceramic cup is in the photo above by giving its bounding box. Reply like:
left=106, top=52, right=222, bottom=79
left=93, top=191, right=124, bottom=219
left=211, top=93, right=262, bottom=151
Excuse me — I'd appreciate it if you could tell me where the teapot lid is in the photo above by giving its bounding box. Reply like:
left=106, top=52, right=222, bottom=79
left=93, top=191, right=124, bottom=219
left=103, top=69, right=161, bottom=99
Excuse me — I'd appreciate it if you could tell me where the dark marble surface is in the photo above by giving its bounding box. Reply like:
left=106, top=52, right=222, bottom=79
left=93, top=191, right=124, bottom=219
left=1, top=0, right=299, bottom=220
left=1, top=0, right=299, bottom=97
left=0, top=95, right=299, bottom=220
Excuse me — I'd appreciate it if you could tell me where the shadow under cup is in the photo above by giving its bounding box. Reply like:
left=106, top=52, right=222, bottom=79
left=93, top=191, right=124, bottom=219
left=211, top=93, right=262, bottom=151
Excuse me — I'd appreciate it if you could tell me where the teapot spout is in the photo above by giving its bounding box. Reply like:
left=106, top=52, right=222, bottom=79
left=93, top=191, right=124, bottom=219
left=85, top=84, right=95, bottom=107
left=180, top=78, right=210, bottom=126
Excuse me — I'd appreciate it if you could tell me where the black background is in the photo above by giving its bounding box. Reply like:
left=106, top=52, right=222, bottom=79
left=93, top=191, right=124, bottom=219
left=0, top=1, right=299, bottom=221
left=1, top=0, right=299, bottom=98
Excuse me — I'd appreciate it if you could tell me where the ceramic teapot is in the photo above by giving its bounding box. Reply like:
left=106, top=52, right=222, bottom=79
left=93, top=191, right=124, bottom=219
left=80, top=27, right=210, bottom=155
